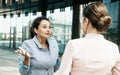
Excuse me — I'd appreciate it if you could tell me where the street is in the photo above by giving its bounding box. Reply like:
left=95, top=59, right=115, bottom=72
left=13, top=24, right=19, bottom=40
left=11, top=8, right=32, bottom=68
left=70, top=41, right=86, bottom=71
left=0, top=48, right=20, bottom=75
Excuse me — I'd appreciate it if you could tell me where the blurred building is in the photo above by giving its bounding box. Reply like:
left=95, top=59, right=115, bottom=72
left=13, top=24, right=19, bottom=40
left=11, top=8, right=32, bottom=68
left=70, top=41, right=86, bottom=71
left=0, top=0, right=120, bottom=54
left=102, top=0, right=120, bottom=47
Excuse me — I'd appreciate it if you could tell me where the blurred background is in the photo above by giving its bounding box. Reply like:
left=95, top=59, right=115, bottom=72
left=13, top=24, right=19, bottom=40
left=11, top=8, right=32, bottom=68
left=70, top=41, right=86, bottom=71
left=0, top=0, right=120, bottom=54
left=0, top=0, right=120, bottom=74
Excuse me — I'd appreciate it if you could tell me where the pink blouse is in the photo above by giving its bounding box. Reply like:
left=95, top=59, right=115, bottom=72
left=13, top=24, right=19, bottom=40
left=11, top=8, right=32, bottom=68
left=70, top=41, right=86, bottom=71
left=54, top=33, right=120, bottom=75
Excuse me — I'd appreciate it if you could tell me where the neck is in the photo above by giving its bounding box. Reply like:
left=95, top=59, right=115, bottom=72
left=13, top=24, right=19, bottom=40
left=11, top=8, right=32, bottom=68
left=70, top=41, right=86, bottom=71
left=87, top=24, right=99, bottom=34
left=87, top=29, right=99, bottom=34
left=36, top=35, right=47, bottom=46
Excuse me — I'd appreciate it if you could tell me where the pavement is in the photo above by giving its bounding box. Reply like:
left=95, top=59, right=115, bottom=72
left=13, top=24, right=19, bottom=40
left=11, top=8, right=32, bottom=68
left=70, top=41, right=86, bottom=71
left=0, top=48, right=20, bottom=75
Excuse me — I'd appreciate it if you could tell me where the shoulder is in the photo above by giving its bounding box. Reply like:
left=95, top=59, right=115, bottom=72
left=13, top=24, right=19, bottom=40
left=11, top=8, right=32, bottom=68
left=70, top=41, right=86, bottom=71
left=23, top=39, right=33, bottom=43
left=22, top=39, right=34, bottom=46
left=47, top=39, right=59, bottom=49
left=68, top=38, right=84, bottom=45
left=47, top=39, right=59, bottom=53
left=21, top=39, right=34, bottom=49
left=101, top=39, right=119, bottom=54
left=104, top=39, right=118, bottom=46
left=66, top=38, right=83, bottom=47
left=47, top=39, right=58, bottom=45
left=105, top=40, right=119, bottom=49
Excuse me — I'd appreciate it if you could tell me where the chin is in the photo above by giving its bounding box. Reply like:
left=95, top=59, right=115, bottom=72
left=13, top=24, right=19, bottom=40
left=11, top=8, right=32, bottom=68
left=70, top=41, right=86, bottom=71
left=45, top=36, right=50, bottom=38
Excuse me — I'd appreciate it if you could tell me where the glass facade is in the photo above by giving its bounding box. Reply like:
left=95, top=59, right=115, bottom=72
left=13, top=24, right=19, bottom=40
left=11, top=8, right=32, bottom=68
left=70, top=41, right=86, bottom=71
left=0, top=2, right=73, bottom=54
left=0, top=12, right=42, bottom=48
left=103, top=0, right=120, bottom=46
left=47, top=7, right=73, bottom=54
left=0, top=0, right=120, bottom=53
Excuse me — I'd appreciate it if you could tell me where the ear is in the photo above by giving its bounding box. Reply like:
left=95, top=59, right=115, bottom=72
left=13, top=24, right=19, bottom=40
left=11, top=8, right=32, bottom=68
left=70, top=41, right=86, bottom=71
left=34, top=28, right=37, bottom=34
left=84, top=18, right=89, bottom=26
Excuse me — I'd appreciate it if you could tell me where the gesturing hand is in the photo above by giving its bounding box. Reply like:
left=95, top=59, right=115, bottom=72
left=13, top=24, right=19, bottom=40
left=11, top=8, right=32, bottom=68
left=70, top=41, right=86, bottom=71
left=15, top=47, right=30, bottom=58
left=15, top=47, right=30, bottom=66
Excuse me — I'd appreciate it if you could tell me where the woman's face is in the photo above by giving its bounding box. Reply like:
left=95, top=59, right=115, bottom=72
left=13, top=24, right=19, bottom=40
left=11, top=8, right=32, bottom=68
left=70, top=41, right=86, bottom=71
left=34, top=20, right=52, bottom=39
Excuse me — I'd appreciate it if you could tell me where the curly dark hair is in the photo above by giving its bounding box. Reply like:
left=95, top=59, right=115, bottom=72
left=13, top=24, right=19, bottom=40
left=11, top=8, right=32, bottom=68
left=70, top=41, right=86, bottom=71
left=29, top=16, right=50, bottom=38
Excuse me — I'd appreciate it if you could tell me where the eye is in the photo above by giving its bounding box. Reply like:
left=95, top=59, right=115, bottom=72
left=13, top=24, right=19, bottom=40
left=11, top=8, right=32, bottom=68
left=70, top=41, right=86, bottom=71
left=49, top=26, right=52, bottom=29
left=43, top=26, right=47, bottom=28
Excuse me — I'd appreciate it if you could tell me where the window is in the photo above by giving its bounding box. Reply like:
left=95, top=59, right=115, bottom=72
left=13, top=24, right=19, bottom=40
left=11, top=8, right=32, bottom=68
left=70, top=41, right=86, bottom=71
left=60, top=8, right=65, bottom=12
left=31, top=0, right=39, bottom=2
left=47, top=7, right=72, bottom=55
left=50, top=9, right=54, bottom=13
left=10, top=13, right=14, bottom=18
left=17, top=13, right=21, bottom=17
left=32, top=11, right=37, bottom=16
left=18, top=0, right=24, bottom=4
left=7, top=0, right=12, bottom=6
left=3, top=14, right=7, bottom=18
left=111, top=0, right=119, bottom=2
left=25, top=12, right=28, bottom=16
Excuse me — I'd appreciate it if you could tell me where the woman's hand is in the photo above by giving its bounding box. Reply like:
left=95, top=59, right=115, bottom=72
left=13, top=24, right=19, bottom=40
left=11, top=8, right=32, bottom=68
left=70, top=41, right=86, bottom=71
left=15, top=47, right=30, bottom=58
left=15, top=47, right=30, bottom=66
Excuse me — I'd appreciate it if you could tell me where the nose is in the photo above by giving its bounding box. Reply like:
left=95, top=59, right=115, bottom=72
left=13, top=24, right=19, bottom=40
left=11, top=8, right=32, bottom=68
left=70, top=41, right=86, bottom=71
left=46, top=27, right=51, bottom=32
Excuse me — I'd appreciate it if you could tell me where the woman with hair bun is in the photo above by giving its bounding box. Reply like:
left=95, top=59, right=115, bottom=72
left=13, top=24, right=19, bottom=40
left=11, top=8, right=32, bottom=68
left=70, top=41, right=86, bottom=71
left=54, top=2, right=120, bottom=75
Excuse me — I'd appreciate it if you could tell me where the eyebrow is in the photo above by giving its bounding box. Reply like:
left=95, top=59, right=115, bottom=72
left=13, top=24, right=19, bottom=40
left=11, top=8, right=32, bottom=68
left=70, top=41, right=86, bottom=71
left=42, top=24, right=47, bottom=26
left=41, top=24, right=51, bottom=27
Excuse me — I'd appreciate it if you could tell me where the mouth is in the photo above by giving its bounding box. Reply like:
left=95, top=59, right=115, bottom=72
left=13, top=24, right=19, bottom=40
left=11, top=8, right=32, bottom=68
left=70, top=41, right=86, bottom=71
left=46, top=33, right=50, bottom=35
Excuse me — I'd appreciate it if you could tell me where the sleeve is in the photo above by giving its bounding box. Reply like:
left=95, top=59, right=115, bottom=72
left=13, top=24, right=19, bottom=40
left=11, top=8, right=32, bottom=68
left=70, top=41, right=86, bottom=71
left=54, top=40, right=74, bottom=75
left=111, top=46, right=120, bottom=75
left=53, top=39, right=61, bottom=72
left=54, top=58, right=61, bottom=72
left=19, top=41, right=30, bottom=75
left=112, top=55, right=120, bottom=75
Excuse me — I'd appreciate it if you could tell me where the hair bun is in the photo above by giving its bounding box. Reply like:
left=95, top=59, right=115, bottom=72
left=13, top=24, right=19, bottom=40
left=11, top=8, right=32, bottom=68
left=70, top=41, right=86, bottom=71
left=97, top=16, right=112, bottom=31
left=99, top=16, right=112, bottom=25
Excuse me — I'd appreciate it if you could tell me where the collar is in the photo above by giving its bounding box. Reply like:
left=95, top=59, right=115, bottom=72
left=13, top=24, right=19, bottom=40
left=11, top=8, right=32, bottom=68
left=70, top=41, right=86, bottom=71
left=84, top=33, right=104, bottom=39
left=33, top=36, right=50, bottom=49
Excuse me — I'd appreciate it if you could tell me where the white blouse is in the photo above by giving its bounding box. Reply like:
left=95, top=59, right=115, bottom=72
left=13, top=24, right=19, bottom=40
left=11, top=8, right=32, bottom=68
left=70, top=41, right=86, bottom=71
left=54, top=33, right=120, bottom=75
